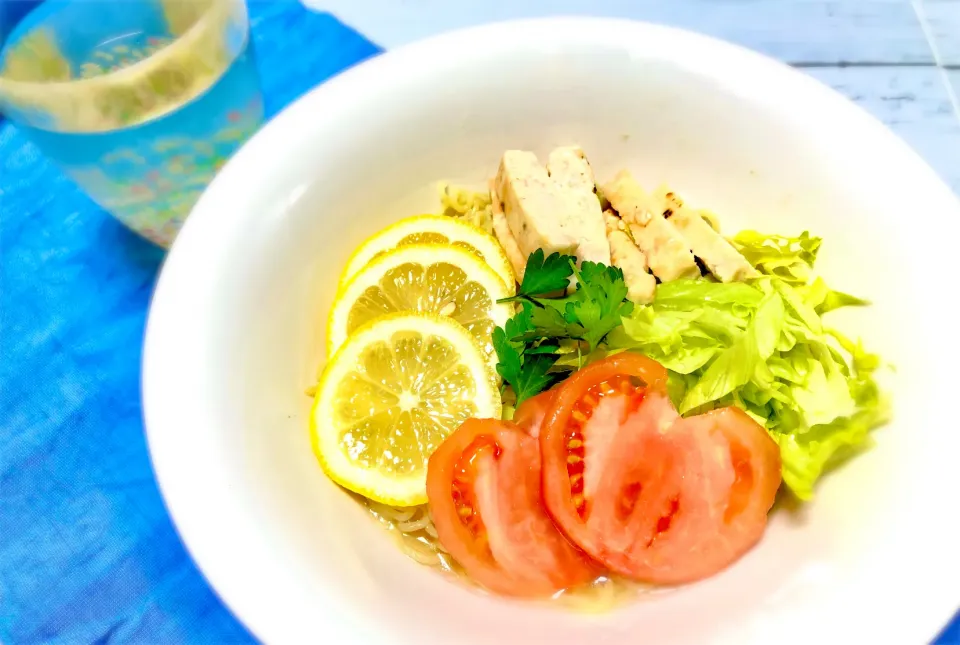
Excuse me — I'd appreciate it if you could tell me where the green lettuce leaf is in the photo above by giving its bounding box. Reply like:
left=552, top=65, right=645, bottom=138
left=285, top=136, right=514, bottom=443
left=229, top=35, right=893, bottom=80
left=800, top=277, right=871, bottom=315
left=778, top=393, right=890, bottom=499
left=678, top=287, right=785, bottom=413
left=610, top=268, right=887, bottom=500
left=730, top=230, right=821, bottom=284
left=606, top=279, right=759, bottom=375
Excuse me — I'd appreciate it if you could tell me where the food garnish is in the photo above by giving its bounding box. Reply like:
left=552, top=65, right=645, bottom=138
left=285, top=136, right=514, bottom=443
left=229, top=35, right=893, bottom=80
left=492, top=249, right=634, bottom=405
left=338, top=214, right=515, bottom=289
left=311, top=313, right=500, bottom=506
left=326, top=243, right=514, bottom=367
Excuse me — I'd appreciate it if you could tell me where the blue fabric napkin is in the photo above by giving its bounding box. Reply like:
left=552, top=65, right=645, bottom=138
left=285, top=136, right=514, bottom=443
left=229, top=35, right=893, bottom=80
left=0, top=2, right=380, bottom=642
left=0, top=0, right=43, bottom=49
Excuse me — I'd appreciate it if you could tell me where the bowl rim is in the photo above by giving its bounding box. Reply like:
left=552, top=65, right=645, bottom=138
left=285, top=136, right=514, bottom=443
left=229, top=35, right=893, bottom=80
left=143, top=15, right=960, bottom=645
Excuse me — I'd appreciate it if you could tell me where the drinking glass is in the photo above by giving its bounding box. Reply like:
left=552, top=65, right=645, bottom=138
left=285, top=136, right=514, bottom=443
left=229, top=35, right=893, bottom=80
left=0, top=0, right=264, bottom=247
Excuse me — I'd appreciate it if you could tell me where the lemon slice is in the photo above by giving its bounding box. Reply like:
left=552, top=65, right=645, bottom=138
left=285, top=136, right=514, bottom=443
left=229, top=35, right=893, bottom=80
left=338, top=214, right=516, bottom=290
left=327, top=243, right=515, bottom=364
left=312, top=313, right=501, bottom=505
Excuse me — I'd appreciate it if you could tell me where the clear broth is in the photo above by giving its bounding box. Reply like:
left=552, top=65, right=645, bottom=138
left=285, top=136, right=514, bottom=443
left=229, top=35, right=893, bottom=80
left=354, top=494, right=656, bottom=612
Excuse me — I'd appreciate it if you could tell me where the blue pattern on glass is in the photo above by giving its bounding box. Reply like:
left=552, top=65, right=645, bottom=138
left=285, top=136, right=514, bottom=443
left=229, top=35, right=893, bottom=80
left=0, top=0, right=264, bottom=247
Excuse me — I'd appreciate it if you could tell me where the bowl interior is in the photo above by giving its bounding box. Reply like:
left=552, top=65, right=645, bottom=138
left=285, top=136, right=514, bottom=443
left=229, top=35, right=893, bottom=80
left=144, top=19, right=960, bottom=645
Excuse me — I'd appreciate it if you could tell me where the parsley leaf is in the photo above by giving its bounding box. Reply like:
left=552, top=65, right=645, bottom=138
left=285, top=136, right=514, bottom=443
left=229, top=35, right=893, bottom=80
left=564, top=262, right=635, bottom=349
left=525, top=341, right=562, bottom=355
left=513, top=249, right=576, bottom=298
left=491, top=251, right=635, bottom=404
left=501, top=302, right=535, bottom=341
left=492, top=318, right=561, bottom=404
left=511, top=353, right=561, bottom=404
left=492, top=326, right=524, bottom=391
left=528, top=302, right=583, bottom=338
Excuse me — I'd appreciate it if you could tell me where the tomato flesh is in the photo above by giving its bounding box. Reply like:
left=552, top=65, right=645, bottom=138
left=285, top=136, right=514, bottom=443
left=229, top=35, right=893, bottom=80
left=540, top=354, right=673, bottom=572
left=427, top=418, right=596, bottom=597
left=539, top=354, right=781, bottom=584
left=546, top=386, right=686, bottom=574
left=564, top=375, right=650, bottom=520
left=650, top=406, right=782, bottom=582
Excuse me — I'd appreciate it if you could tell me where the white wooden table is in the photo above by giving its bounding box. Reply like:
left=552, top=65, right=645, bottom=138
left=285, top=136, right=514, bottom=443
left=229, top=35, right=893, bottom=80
left=306, top=0, right=960, bottom=194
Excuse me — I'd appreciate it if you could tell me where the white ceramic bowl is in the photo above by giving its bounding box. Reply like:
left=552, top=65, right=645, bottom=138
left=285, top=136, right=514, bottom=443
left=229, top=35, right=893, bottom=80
left=143, top=17, right=960, bottom=645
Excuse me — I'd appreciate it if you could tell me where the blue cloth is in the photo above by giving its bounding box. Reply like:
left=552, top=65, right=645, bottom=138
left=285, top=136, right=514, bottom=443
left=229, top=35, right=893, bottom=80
left=0, top=1, right=957, bottom=643
left=0, top=0, right=43, bottom=47
left=0, top=1, right=380, bottom=642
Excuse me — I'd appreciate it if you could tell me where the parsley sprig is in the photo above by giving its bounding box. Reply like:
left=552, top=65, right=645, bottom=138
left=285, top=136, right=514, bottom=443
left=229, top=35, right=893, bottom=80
left=492, top=250, right=634, bottom=404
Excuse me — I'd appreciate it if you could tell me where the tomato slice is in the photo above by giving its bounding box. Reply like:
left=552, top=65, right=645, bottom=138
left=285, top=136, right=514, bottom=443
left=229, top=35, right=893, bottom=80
left=426, top=418, right=597, bottom=597
left=513, top=389, right=557, bottom=438
left=587, top=412, right=737, bottom=583
left=539, top=354, right=674, bottom=570
left=639, top=406, right=781, bottom=583
left=540, top=353, right=780, bottom=584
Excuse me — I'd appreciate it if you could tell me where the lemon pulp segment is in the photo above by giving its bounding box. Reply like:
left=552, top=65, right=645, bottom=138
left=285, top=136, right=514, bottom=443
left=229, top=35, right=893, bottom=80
left=348, top=262, right=499, bottom=344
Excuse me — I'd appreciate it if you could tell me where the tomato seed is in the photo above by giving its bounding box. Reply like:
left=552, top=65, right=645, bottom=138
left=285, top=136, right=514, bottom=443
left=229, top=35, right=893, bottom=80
left=566, top=460, right=585, bottom=476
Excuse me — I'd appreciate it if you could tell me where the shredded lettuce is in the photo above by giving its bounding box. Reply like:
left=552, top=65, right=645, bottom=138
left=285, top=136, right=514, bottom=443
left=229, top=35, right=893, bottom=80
left=608, top=232, right=888, bottom=500
left=800, top=276, right=871, bottom=315
left=731, top=230, right=821, bottom=285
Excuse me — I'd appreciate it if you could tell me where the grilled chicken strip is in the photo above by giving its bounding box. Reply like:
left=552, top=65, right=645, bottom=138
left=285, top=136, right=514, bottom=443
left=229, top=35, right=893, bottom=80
left=649, top=182, right=757, bottom=282
left=668, top=203, right=758, bottom=282
left=602, top=210, right=657, bottom=304
left=602, top=170, right=700, bottom=282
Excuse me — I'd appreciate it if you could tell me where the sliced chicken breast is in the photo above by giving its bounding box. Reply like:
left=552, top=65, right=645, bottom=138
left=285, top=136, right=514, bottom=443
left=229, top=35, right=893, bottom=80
left=495, top=148, right=611, bottom=272
left=602, top=170, right=700, bottom=282
left=544, top=147, right=611, bottom=267
left=668, top=205, right=759, bottom=282
left=488, top=179, right=527, bottom=282
left=602, top=210, right=657, bottom=304
left=648, top=183, right=757, bottom=282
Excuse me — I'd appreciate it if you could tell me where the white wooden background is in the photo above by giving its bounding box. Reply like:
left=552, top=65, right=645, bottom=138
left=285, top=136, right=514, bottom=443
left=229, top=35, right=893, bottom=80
left=304, top=0, right=960, bottom=195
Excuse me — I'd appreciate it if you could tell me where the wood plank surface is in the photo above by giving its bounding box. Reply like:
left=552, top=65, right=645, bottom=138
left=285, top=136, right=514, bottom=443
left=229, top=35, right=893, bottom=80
left=305, top=0, right=960, bottom=193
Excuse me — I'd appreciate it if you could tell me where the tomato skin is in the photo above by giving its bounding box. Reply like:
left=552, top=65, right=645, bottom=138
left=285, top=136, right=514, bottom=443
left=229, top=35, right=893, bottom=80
left=513, top=389, right=557, bottom=438
left=544, top=352, right=670, bottom=415
left=426, top=418, right=597, bottom=597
